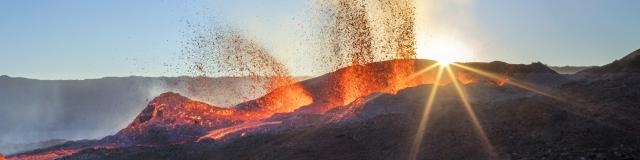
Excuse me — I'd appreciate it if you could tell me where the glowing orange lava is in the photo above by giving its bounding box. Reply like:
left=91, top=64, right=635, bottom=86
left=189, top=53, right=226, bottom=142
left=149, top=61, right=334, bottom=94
left=254, top=82, right=314, bottom=116
left=199, top=121, right=283, bottom=141
left=7, top=149, right=79, bottom=160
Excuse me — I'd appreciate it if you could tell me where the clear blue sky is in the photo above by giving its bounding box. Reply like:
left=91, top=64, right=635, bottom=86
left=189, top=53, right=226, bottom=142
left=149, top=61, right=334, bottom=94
left=1, top=0, right=639, bottom=79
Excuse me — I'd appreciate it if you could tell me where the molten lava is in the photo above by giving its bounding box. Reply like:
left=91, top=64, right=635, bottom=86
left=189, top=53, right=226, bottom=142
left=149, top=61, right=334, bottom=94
left=255, top=83, right=314, bottom=114
left=199, top=121, right=282, bottom=141
left=7, top=149, right=79, bottom=160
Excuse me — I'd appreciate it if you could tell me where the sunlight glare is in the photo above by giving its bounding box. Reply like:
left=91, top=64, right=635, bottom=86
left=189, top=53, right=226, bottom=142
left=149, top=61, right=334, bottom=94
left=450, top=63, right=558, bottom=99
left=446, top=67, right=497, bottom=159
left=409, top=66, right=445, bottom=160
left=416, top=34, right=473, bottom=66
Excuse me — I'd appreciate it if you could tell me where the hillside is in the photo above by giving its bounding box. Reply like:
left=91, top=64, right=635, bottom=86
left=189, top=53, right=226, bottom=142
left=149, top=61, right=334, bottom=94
left=5, top=59, right=593, bottom=160
left=580, top=49, right=640, bottom=74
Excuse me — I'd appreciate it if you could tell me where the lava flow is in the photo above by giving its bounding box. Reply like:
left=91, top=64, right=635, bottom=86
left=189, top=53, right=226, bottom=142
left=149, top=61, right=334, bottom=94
left=198, top=121, right=283, bottom=141
left=6, top=149, right=80, bottom=160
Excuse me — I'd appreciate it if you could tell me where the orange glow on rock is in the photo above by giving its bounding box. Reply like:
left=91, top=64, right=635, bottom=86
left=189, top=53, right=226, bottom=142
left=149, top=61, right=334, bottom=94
left=497, top=78, right=510, bottom=86
left=456, top=72, right=476, bottom=84
left=254, top=82, right=314, bottom=116
left=7, top=149, right=80, bottom=160
left=198, top=121, right=282, bottom=141
left=305, top=59, right=444, bottom=113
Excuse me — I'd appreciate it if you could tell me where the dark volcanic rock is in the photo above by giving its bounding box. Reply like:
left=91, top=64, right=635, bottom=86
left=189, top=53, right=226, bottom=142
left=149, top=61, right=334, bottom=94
left=17, top=59, right=640, bottom=160
left=580, top=49, right=640, bottom=74
left=464, top=61, right=558, bottom=75
left=60, top=83, right=640, bottom=160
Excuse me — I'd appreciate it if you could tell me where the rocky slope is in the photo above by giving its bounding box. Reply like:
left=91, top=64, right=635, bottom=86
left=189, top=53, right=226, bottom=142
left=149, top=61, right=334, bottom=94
left=580, top=48, right=640, bottom=74
left=10, top=56, right=640, bottom=159
left=59, top=84, right=640, bottom=159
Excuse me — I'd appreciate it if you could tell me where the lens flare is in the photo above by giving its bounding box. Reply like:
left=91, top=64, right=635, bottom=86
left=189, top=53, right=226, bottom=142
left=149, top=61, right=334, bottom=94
left=450, top=63, right=557, bottom=99
left=409, top=65, right=445, bottom=160
left=448, top=63, right=637, bottom=132
left=446, top=66, right=497, bottom=159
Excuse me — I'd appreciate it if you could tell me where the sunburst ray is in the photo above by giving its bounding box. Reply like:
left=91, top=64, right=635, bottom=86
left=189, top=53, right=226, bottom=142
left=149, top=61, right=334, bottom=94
left=450, top=63, right=558, bottom=99
left=446, top=66, right=498, bottom=159
left=450, top=63, right=640, bottom=132
left=409, top=65, right=445, bottom=160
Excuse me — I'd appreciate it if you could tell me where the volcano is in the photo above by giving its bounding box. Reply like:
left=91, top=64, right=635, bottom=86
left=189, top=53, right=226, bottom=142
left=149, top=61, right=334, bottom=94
left=7, top=50, right=640, bottom=159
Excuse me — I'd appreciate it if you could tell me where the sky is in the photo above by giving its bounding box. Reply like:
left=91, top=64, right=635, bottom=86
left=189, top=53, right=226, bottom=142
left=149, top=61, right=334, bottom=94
left=1, top=0, right=639, bottom=79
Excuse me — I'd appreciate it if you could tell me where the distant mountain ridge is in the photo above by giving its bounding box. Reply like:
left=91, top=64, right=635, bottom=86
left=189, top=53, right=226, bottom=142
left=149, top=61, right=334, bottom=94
left=549, top=66, right=596, bottom=74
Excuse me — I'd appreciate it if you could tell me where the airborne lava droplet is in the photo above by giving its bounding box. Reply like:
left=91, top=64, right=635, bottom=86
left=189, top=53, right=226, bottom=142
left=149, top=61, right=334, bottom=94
left=182, top=0, right=492, bottom=141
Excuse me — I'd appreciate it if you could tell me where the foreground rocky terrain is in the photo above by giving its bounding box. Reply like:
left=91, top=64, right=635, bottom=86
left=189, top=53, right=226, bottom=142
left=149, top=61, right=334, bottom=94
left=5, top=49, right=640, bottom=160
left=57, top=84, right=640, bottom=160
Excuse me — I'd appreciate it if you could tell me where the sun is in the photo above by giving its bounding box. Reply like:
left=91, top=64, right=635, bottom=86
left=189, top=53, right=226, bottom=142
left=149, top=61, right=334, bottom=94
left=416, top=35, right=473, bottom=66
left=435, top=56, right=455, bottom=66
